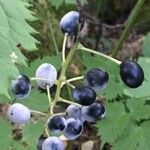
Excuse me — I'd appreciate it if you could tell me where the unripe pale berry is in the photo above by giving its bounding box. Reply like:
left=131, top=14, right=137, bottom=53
left=35, top=63, right=57, bottom=89
left=42, top=137, right=64, bottom=150
left=7, top=103, right=31, bottom=124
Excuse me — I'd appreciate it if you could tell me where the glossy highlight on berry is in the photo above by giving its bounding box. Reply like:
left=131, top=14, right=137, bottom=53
left=120, top=61, right=144, bottom=88
left=60, top=11, right=79, bottom=35
left=7, top=103, right=31, bottom=124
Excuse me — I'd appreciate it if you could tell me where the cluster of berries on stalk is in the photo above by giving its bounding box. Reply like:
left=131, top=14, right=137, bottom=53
left=7, top=11, right=144, bottom=150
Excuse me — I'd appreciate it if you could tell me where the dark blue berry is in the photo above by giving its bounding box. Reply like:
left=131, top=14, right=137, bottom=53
left=60, top=11, right=79, bottom=35
left=120, top=61, right=144, bottom=88
left=82, top=102, right=106, bottom=122
left=84, top=68, right=109, bottom=91
left=66, top=104, right=85, bottom=123
left=72, top=86, right=96, bottom=106
left=64, top=118, right=83, bottom=140
left=11, top=75, right=31, bottom=99
left=47, top=116, right=66, bottom=135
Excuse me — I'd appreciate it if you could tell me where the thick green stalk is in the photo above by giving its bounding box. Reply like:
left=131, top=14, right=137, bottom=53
left=112, top=0, right=145, bottom=57
left=51, top=45, right=77, bottom=111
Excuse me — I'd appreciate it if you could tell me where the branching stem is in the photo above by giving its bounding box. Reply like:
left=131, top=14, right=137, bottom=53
left=51, top=45, right=77, bottom=111
left=30, top=110, right=47, bottom=116
left=65, top=82, right=75, bottom=89
left=61, top=76, right=84, bottom=88
left=59, top=97, right=82, bottom=107
left=62, top=33, right=68, bottom=63
left=67, top=76, right=84, bottom=83
left=77, top=44, right=121, bottom=65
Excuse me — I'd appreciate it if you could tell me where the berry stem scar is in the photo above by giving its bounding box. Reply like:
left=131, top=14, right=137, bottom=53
left=77, top=44, right=121, bottom=65
left=59, top=97, right=82, bottom=107
left=62, top=33, right=68, bottom=63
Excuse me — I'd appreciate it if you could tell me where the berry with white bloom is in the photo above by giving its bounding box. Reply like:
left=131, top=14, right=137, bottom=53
left=7, top=103, right=31, bottom=124
left=35, top=63, right=57, bottom=89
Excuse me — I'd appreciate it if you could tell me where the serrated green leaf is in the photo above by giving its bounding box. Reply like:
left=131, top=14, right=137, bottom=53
left=97, top=102, right=130, bottom=148
left=0, top=0, right=38, bottom=50
left=81, top=51, right=125, bottom=100
left=0, top=58, right=19, bottom=98
left=138, top=121, right=150, bottom=150
left=126, top=98, right=150, bottom=120
left=124, top=81, right=150, bottom=98
left=138, top=57, right=150, bottom=82
left=0, top=0, right=38, bottom=99
left=23, top=121, right=45, bottom=149
left=12, top=121, right=45, bottom=150
left=101, top=76, right=124, bottom=100
left=143, top=33, right=150, bottom=57
left=0, top=119, right=12, bottom=150
left=113, top=121, right=150, bottom=150
left=18, top=88, right=49, bottom=112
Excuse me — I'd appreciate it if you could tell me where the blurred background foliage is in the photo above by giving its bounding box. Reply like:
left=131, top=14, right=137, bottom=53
left=22, top=0, right=150, bottom=62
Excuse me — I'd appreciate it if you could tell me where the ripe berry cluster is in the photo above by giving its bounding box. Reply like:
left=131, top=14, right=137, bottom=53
left=6, top=10, right=144, bottom=150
